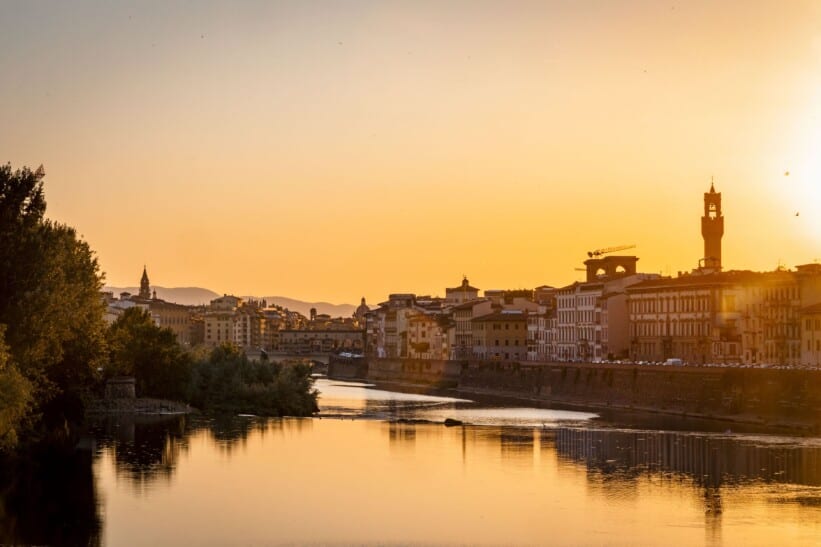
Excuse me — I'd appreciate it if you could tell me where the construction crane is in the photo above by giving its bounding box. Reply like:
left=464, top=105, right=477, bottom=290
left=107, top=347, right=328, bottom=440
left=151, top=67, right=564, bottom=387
left=587, top=244, right=636, bottom=258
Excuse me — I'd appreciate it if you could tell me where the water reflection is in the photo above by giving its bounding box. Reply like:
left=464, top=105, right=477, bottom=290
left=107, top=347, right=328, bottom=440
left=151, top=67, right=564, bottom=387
left=8, top=380, right=821, bottom=545
left=554, top=427, right=821, bottom=487
left=90, top=414, right=190, bottom=490
left=0, top=443, right=101, bottom=546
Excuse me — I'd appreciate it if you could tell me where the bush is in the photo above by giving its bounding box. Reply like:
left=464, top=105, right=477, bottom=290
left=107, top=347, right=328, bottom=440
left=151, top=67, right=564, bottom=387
left=188, top=345, right=318, bottom=416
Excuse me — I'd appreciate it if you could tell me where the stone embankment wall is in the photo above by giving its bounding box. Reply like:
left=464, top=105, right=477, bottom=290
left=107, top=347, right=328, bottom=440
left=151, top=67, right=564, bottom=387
left=364, top=358, right=461, bottom=387
left=338, top=359, right=821, bottom=429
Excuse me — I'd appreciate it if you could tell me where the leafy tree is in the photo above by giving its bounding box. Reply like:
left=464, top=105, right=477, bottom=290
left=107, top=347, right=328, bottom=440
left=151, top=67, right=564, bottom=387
left=107, top=307, right=192, bottom=401
left=189, top=345, right=318, bottom=416
left=0, top=327, right=33, bottom=450
left=0, top=164, right=107, bottom=431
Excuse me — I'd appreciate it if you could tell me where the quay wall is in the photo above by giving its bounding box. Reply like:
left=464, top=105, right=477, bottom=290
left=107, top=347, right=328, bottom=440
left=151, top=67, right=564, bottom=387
left=337, top=359, right=821, bottom=429
left=364, top=358, right=461, bottom=387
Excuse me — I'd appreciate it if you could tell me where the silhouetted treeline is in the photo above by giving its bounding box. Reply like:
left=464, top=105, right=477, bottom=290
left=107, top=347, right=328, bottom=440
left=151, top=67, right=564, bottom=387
left=0, top=163, right=106, bottom=448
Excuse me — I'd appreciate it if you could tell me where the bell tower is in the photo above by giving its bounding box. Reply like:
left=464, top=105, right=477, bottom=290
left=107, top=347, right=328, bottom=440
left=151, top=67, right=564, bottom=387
left=701, top=180, right=723, bottom=271
left=139, top=266, right=151, bottom=299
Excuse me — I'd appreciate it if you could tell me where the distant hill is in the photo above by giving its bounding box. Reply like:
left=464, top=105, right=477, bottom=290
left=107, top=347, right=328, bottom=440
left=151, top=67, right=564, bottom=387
left=104, top=286, right=221, bottom=306
left=252, top=296, right=356, bottom=319
left=103, top=286, right=356, bottom=317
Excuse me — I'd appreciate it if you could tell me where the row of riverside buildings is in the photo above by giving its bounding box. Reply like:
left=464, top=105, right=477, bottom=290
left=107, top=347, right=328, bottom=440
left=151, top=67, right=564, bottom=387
left=363, top=184, right=821, bottom=368
left=101, top=267, right=369, bottom=354
left=102, top=184, right=821, bottom=367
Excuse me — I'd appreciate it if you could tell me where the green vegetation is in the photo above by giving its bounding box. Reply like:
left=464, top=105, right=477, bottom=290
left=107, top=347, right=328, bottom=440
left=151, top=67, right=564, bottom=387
left=106, top=309, right=318, bottom=416
left=0, top=328, right=32, bottom=450
left=189, top=345, right=318, bottom=416
left=0, top=164, right=107, bottom=446
left=0, top=163, right=317, bottom=451
left=107, top=307, right=192, bottom=402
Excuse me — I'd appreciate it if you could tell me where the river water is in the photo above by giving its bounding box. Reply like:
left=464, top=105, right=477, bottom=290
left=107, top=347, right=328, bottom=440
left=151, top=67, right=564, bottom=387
left=4, top=378, right=821, bottom=545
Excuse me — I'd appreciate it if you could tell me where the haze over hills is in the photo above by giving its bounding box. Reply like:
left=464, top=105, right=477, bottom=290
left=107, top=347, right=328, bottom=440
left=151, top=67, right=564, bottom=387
left=104, top=286, right=220, bottom=306
left=249, top=296, right=356, bottom=319
left=103, top=286, right=356, bottom=317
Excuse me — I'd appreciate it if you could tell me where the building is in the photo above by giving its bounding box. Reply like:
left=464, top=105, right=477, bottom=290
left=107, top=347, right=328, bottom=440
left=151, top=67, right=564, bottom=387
left=210, top=295, right=243, bottom=311
left=407, top=311, right=449, bottom=360
left=701, top=181, right=724, bottom=271
left=450, top=299, right=493, bottom=359
left=445, top=277, right=480, bottom=305
left=801, top=303, right=821, bottom=367
left=557, top=255, right=656, bottom=362
left=139, top=266, right=151, bottom=299
left=353, top=297, right=370, bottom=326
left=628, top=267, right=821, bottom=366
left=149, top=299, right=194, bottom=346
left=472, top=310, right=528, bottom=361
left=279, top=329, right=364, bottom=353
left=627, top=272, right=739, bottom=364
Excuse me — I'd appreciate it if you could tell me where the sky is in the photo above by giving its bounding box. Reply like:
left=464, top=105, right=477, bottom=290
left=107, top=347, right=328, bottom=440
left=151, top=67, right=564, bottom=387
left=2, top=0, right=820, bottom=304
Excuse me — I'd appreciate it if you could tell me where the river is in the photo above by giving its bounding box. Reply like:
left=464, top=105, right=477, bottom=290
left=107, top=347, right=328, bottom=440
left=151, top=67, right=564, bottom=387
left=3, top=378, right=821, bottom=545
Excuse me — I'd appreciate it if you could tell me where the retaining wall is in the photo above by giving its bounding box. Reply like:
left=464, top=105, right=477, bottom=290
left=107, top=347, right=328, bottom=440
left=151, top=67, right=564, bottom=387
left=349, top=359, right=821, bottom=429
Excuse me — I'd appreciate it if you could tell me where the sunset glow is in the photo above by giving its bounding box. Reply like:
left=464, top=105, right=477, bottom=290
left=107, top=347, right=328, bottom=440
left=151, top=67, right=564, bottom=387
left=2, top=0, right=819, bottom=302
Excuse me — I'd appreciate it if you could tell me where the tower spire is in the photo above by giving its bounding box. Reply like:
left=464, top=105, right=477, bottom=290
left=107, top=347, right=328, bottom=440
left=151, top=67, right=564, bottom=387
left=139, top=266, right=151, bottom=299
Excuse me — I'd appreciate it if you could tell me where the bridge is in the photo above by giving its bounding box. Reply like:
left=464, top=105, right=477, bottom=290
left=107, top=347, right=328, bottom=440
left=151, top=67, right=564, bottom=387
left=245, top=349, right=334, bottom=367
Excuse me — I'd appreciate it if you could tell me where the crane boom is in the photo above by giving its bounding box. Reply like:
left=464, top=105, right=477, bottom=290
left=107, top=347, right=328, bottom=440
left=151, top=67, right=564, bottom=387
left=587, top=244, right=636, bottom=258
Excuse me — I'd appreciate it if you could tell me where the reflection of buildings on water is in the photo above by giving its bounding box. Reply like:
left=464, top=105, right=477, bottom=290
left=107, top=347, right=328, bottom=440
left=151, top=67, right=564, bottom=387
left=555, top=427, right=821, bottom=546
left=555, top=427, right=821, bottom=487
left=387, top=422, right=417, bottom=445
left=500, top=429, right=535, bottom=459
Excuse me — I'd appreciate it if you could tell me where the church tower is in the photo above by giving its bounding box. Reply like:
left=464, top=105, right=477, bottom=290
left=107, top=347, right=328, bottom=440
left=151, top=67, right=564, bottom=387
left=139, top=266, right=151, bottom=299
left=701, top=181, right=724, bottom=271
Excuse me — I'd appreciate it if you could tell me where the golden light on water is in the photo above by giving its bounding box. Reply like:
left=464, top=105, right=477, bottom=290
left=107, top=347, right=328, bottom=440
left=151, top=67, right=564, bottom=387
left=95, top=417, right=821, bottom=546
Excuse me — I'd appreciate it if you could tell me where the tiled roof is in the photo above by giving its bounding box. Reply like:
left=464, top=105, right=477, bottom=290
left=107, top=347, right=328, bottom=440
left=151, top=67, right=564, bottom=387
left=450, top=298, right=489, bottom=311
left=472, top=311, right=527, bottom=322
left=447, top=285, right=480, bottom=292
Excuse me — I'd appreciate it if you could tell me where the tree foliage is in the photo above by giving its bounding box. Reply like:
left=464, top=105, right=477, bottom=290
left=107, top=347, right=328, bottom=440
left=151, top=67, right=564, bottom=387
left=107, top=307, right=192, bottom=401
left=0, top=327, right=32, bottom=450
left=0, top=163, right=107, bottom=434
left=189, top=344, right=318, bottom=416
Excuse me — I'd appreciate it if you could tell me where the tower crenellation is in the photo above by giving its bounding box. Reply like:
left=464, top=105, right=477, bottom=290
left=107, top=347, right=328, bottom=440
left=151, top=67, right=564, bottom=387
left=701, top=180, right=724, bottom=271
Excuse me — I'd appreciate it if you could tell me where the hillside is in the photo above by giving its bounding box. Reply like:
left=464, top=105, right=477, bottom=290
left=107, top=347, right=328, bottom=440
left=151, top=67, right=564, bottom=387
left=104, top=286, right=356, bottom=317
left=104, top=286, right=221, bottom=306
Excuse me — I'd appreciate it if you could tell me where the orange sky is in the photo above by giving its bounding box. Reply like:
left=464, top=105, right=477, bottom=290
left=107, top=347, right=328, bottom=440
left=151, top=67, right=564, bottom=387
left=2, top=1, right=819, bottom=304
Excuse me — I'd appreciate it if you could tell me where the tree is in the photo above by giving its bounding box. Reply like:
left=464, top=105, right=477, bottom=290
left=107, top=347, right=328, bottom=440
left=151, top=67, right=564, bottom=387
left=0, top=163, right=107, bottom=431
left=0, top=326, right=32, bottom=450
left=188, top=345, right=318, bottom=416
left=107, top=307, right=192, bottom=401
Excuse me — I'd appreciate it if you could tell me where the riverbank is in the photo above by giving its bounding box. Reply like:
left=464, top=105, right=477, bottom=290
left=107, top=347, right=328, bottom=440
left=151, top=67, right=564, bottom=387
left=86, top=397, right=193, bottom=415
left=329, top=358, right=821, bottom=435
